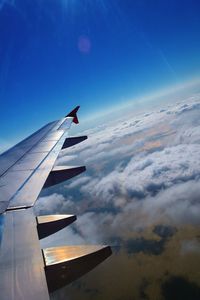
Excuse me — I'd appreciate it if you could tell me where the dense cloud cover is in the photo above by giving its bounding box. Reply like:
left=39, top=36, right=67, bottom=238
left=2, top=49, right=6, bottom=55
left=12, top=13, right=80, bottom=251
left=36, top=95, right=200, bottom=247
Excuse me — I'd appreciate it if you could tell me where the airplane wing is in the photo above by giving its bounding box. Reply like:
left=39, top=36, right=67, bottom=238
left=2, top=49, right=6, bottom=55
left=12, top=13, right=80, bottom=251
left=0, top=107, right=112, bottom=300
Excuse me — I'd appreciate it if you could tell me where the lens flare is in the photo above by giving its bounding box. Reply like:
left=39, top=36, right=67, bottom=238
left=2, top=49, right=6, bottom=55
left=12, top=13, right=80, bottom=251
left=78, top=35, right=91, bottom=54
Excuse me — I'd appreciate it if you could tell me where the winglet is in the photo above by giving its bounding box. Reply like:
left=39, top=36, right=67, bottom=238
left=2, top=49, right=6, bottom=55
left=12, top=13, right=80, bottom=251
left=65, top=106, right=80, bottom=124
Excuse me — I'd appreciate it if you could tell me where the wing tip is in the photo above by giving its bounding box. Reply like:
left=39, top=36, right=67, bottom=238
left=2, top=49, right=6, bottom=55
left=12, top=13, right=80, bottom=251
left=65, top=106, right=80, bottom=124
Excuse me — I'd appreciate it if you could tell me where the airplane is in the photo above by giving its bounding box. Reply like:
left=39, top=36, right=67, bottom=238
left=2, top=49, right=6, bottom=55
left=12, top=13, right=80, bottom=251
left=0, top=106, right=112, bottom=300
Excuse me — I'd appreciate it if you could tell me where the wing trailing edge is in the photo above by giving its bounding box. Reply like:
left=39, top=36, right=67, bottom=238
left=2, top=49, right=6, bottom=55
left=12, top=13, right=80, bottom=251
left=43, top=245, right=112, bottom=292
left=0, top=105, right=112, bottom=299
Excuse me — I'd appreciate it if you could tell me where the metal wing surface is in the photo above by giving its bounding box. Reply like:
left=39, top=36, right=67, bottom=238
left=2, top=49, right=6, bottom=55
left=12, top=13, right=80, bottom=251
left=0, top=107, right=112, bottom=300
left=0, top=109, right=77, bottom=213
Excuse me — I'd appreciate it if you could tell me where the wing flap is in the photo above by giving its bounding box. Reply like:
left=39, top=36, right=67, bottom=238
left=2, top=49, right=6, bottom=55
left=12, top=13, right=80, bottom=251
left=0, top=170, right=32, bottom=213
left=0, top=208, right=49, bottom=300
left=0, top=106, right=113, bottom=299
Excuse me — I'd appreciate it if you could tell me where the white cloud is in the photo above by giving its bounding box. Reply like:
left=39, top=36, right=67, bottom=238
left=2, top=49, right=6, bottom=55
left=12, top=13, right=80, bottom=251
left=35, top=193, right=76, bottom=215
left=58, top=96, right=200, bottom=169
left=67, top=176, right=91, bottom=189
left=71, top=178, right=200, bottom=240
left=40, top=226, right=86, bottom=249
left=36, top=95, right=200, bottom=243
left=79, top=144, right=200, bottom=206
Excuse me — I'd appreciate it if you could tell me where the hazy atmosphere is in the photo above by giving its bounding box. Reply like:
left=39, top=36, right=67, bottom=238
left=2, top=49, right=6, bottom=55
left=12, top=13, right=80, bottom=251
left=1, top=1, right=200, bottom=299
left=36, top=91, right=200, bottom=300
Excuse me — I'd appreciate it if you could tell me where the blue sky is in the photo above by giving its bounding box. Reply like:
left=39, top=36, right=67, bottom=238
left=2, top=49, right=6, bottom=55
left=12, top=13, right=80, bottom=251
left=1, top=0, right=200, bottom=149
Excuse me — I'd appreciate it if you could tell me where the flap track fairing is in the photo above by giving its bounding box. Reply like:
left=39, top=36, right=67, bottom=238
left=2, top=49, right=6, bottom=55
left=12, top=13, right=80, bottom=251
left=37, top=214, right=76, bottom=239
left=43, top=166, right=86, bottom=188
left=61, top=136, right=88, bottom=149
left=43, top=245, right=112, bottom=292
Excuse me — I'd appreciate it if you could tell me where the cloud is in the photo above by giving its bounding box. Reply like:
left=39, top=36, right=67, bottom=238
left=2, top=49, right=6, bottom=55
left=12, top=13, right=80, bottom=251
left=40, top=225, right=86, bottom=249
left=67, top=176, right=91, bottom=189
left=83, top=177, right=200, bottom=240
left=58, top=96, right=200, bottom=167
left=36, top=95, right=200, bottom=244
left=35, top=193, right=76, bottom=215
left=181, top=240, right=200, bottom=255
left=78, top=144, right=200, bottom=209
left=134, top=179, right=200, bottom=226
left=36, top=179, right=200, bottom=246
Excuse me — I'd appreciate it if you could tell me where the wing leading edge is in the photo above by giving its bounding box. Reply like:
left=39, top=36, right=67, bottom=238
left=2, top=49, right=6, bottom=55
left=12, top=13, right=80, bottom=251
left=0, top=106, right=112, bottom=300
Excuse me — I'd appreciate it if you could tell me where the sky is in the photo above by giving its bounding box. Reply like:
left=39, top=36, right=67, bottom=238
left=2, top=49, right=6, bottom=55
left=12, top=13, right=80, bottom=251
left=1, top=0, right=200, bottom=150
left=35, top=94, right=200, bottom=299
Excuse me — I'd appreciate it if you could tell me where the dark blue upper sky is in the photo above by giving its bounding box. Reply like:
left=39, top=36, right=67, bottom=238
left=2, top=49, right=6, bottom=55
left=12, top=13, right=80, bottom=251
left=1, top=0, right=200, bottom=149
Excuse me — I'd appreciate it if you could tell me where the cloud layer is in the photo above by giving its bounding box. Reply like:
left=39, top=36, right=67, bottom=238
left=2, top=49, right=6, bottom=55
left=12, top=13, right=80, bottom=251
left=36, top=95, right=200, bottom=247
